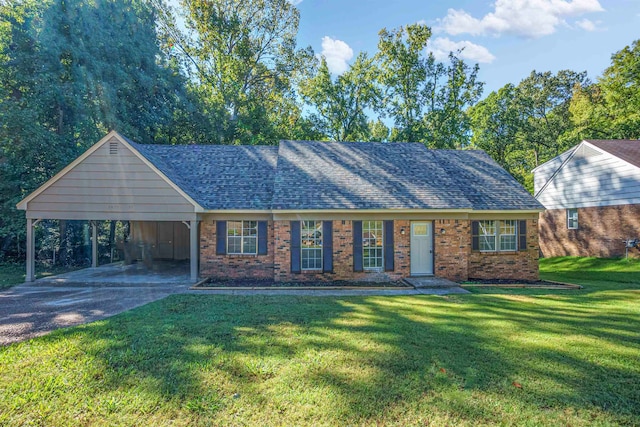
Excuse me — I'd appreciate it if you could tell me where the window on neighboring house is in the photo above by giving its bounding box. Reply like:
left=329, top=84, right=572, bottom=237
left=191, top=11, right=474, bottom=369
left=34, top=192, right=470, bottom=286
left=478, top=220, right=497, bottom=251
left=301, top=220, right=322, bottom=270
left=567, top=208, right=578, bottom=229
left=499, top=220, right=517, bottom=251
left=227, top=220, right=257, bottom=254
left=363, top=220, right=383, bottom=269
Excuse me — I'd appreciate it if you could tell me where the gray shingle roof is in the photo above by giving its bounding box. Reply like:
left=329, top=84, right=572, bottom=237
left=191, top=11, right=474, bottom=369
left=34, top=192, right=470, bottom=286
left=273, top=141, right=471, bottom=209
left=130, top=141, right=278, bottom=210
left=430, top=150, right=544, bottom=210
left=126, top=137, right=542, bottom=211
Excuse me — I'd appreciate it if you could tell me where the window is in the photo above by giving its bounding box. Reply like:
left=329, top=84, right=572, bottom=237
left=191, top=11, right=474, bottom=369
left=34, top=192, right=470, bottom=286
left=363, top=220, right=383, bottom=269
left=567, top=208, right=578, bottom=229
left=301, top=220, right=322, bottom=270
left=478, top=220, right=496, bottom=251
left=475, top=220, right=519, bottom=252
left=499, top=220, right=517, bottom=251
left=227, top=220, right=257, bottom=254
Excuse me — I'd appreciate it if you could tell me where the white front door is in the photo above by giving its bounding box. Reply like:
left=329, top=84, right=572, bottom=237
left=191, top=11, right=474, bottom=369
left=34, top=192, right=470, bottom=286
left=410, top=221, right=433, bottom=276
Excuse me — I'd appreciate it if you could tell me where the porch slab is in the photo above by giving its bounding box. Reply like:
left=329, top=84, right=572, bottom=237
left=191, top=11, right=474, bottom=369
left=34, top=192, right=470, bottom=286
left=403, top=276, right=462, bottom=288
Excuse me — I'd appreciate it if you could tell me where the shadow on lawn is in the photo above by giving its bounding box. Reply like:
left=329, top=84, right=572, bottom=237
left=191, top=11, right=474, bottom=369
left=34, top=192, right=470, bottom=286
left=29, top=292, right=640, bottom=424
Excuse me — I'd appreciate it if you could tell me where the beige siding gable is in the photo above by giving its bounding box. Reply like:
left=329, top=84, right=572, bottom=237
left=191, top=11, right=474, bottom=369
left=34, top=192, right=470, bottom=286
left=18, top=132, right=200, bottom=220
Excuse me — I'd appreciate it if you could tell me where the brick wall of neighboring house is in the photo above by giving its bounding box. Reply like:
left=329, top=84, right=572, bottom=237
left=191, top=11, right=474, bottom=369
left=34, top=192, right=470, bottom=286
left=433, top=219, right=471, bottom=281
left=200, top=220, right=275, bottom=280
left=274, top=220, right=410, bottom=282
left=539, top=205, right=640, bottom=258
left=468, top=219, right=540, bottom=281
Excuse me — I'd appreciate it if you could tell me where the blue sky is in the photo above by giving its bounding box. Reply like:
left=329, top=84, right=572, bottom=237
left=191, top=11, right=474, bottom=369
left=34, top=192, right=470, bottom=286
left=293, top=0, right=640, bottom=95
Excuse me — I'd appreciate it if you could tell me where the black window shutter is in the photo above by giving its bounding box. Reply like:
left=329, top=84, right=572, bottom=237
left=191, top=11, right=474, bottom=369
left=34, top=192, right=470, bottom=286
left=290, top=221, right=301, bottom=273
left=216, top=221, right=227, bottom=255
left=518, top=220, right=527, bottom=251
left=384, top=220, right=394, bottom=271
left=471, top=221, right=479, bottom=251
left=257, top=221, right=268, bottom=255
left=353, top=221, right=363, bottom=272
left=322, top=221, right=333, bottom=273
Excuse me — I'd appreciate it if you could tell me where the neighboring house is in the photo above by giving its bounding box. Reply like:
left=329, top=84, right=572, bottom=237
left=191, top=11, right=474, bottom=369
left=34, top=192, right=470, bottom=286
left=17, top=131, right=544, bottom=283
left=534, top=139, right=640, bottom=258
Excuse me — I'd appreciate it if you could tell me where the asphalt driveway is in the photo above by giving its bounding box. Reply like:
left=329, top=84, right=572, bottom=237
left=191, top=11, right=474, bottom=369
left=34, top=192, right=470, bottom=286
left=0, top=283, right=191, bottom=346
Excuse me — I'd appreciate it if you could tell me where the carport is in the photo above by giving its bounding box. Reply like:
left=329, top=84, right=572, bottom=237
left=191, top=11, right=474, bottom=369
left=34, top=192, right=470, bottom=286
left=16, top=132, right=203, bottom=283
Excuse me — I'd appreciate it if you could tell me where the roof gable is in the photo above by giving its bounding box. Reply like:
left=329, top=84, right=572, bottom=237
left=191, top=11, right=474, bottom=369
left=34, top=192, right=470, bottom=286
left=585, top=139, right=640, bottom=169
left=17, top=131, right=202, bottom=213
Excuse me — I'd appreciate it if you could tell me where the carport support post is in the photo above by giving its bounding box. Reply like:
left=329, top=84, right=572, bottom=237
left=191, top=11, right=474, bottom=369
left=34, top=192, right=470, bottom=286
left=26, top=218, right=35, bottom=282
left=91, top=221, right=97, bottom=268
left=189, top=220, right=199, bottom=283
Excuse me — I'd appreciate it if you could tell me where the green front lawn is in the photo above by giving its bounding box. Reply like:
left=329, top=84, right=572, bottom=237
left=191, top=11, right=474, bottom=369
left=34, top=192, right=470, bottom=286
left=0, top=258, right=639, bottom=426
left=0, top=262, right=73, bottom=290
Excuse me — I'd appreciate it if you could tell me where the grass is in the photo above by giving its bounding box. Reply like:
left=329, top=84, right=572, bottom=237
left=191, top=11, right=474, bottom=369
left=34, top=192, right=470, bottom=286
left=0, top=257, right=639, bottom=426
left=0, top=262, right=73, bottom=290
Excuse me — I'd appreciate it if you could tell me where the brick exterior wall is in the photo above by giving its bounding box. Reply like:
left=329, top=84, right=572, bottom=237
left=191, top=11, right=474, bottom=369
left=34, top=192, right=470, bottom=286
left=200, top=220, right=275, bottom=280
left=434, top=219, right=470, bottom=281
left=539, top=205, right=640, bottom=258
left=468, top=219, right=539, bottom=281
left=274, top=220, right=410, bottom=282
left=199, top=218, right=540, bottom=282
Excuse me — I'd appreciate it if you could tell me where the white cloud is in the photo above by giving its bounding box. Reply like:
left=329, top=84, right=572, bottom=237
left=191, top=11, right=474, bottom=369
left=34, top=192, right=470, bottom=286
left=288, top=0, right=303, bottom=5
left=320, top=36, right=353, bottom=74
left=575, top=18, right=597, bottom=31
left=437, top=0, right=604, bottom=38
left=429, top=37, right=496, bottom=63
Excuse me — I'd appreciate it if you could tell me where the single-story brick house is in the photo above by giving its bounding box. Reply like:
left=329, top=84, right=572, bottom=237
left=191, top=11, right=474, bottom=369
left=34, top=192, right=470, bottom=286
left=18, top=131, right=543, bottom=283
left=534, top=139, right=640, bottom=258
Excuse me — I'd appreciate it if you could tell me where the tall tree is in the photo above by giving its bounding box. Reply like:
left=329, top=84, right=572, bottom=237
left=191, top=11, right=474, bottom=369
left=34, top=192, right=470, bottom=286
left=377, top=23, right=483, bottom=147
left=469, top=70, right=588, bottom=192
left=300, top=53, right=382, bottom=141
left=569, top=39, right=640, bottom=141
left=516, top=70, right=589, bottom=168
left=424, top=52, right=483, bottom=148
left=0, top=0, right=189, bottom=258
left=377, top=23, right=430, bottom=143
left=160, top=0, right=315, bottom=144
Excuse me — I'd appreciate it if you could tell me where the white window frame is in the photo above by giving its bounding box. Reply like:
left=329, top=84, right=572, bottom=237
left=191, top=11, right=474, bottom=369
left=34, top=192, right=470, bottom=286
left=567, top=208, right=578, bottom=230
left=478, top=220, right=519, bottom=252
left=227, top=220, right=258, bottom=255
left=363, top=220, right=383, bottom=270
left=301, top=220, right=322, bottom=271
left=478, top=220, right=497, bottom=252
left=499, top=220, right=517, bottom=252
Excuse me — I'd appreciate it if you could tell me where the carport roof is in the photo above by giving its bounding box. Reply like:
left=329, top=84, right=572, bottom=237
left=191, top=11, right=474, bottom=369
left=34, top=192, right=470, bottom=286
left=125, top=135, right=542, bottom=212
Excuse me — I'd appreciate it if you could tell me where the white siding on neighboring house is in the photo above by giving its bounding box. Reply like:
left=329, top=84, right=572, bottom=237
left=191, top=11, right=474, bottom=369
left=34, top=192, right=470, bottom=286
left=22, top=136, right=197, bottom=220
left=533, top=147, right=576, bottom=194
left=535, top=143, right=640, bottom=210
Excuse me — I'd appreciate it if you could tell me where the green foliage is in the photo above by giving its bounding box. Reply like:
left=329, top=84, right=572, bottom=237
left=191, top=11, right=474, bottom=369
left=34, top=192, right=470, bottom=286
left=300, top=54, right=382, bottom=141
left=470, top=70, right=588, bottom=191
left=159, top=0, right=316, bottom=145
left=569, top=39, right=640, bottom=141
left=0, top=0, right=189, bottom=254
left=376, top=24, right=483, bottom=147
